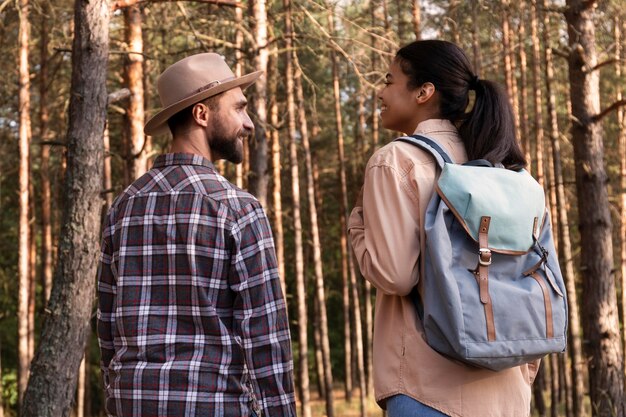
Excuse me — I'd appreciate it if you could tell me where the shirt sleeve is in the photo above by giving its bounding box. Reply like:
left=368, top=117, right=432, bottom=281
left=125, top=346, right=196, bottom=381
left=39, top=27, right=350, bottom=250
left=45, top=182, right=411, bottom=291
left=348, top=163, right=422, bottom=296
left=97, top=216, right=117, bottom=389
left=229, top=201, right=296, bottom=417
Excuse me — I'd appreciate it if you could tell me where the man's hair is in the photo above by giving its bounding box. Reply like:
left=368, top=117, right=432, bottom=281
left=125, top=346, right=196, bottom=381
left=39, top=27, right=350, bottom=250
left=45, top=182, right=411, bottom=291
left=167, top=93, right=222, bottom=136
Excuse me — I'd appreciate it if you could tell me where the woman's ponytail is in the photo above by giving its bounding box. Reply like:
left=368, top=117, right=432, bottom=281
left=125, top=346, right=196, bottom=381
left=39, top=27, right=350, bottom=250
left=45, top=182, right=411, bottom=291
left=459, top=79, right=526, bottom=170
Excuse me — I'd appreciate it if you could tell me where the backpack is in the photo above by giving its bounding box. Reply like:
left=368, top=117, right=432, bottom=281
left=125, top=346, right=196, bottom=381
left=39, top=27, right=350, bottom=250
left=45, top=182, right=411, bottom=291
left=395, top=134, right=568, bottom=371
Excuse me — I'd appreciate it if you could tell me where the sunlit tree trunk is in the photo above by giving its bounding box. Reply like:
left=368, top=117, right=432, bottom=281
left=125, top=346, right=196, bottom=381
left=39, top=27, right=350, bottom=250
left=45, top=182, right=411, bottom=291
left=370, top=0, right=381, bottom=151
left=412, top=0, right=420, bottom=40
left=327, top=7, right=354, bottom=404
left=18, top=0, right=32, bottom=406
left=268, top=51, right=286, bottom=296
left=502, top=1, right=521, bottom=143
left=76, top=355, right=86, bottom=417
left=284, top=1, right=310, bottom=415
left=559, top=352, right=572, bottom=417
left=565, top=1, right=625, bottom=415
left=28, top=177, right=36, bottom=364
left=123, top=3, right=147, bottom=180
left=312, top=297, right=326, bottom=399
left=518, top=2, right=530, bottom=166
left=294, top=35, right=335, bottom=417
left=21, top=0, right=110, bottom=414
left=39, top=1, right=53, bottom=305
left=294, top=53, right=332, bottom=406
left=542, top=4, right=585, bottom=415
left=530, top=0, right=544, bottom=185
left=248, top=0, right=269, bottom=206
left=471, top=0, right=482, bottom=75
left=235, top=4, right=245, bottom=189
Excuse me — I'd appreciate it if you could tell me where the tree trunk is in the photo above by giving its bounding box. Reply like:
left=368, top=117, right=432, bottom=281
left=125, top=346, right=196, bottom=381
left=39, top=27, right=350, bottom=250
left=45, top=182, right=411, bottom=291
left=18, top=0, right=32, bottom=406
left=294, top=36, right=335, bottom=417
left=615, top=15, right=626, bottom=385
left=471, top=0, right=482, bottom=75
left=542, top=3, right=585, bottom=415
left=370, top=0, right=380, bottom=151
left=0, top=338, right=4, bottom=417
left=530, top=0, right=544, bottom=185
left=412, top=0, right=420, bottom=40
left=76, top=355, right=85, bottom=417
left=559, top=352, right=573, bottom=417
left=28, top=178, right=36, bottom=365
left=21, top=0, right=110, bottom=414
left=39, top=1, right=53, bottom=306
left=312, top=296, right=326, bottom=399
left=533, top=362, right=547, bottom=417
left=565, top=1, right=625, bottom=415
left=268, top=50, right=286, bottom=297
left=550, top=354, right=559, bottom=417
left=502, top=1, right=521, bottom=144
left=123, top=4, right=147, bottom=180
left=284, top=2, right=310, bottom=415
left=247, top=0, right=269, bottom=207
left=235, top=4, right=245, bottom=189
left=518, top=3, right=530, bottom=166
left=328, top=7, right=353, bottom=404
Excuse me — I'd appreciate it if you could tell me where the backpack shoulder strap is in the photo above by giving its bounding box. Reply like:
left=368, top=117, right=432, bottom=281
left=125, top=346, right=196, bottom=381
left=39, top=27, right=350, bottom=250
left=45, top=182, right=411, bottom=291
left=394, top=134, right=455, bottom=168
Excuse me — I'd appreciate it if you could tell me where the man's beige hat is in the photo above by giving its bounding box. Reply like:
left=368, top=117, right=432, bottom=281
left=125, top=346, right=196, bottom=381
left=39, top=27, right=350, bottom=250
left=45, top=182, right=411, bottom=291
left=144, top=53, right=262, bottom=136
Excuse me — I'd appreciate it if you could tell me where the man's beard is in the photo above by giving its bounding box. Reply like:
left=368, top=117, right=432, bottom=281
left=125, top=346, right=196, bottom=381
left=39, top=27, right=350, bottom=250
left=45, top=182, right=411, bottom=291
left=208, top=116, right=252, bottom=164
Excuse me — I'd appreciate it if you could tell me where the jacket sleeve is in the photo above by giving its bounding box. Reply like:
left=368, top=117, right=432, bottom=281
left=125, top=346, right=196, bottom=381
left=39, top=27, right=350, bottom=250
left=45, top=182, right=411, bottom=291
left=348, top=163, right=422, bottom=296
left=97, top=216, right=116, bottom=390
left=230, top=201, right=297, bottom=417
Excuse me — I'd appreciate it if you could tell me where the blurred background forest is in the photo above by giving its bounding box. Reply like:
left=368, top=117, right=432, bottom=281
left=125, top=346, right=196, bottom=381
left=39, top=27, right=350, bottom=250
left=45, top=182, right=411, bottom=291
left=1, top=0, right=626, bottom=416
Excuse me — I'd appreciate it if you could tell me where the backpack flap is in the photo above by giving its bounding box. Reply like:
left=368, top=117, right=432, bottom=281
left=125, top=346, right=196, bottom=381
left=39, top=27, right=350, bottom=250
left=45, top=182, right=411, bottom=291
left=436, top=163, right=546, bottom=253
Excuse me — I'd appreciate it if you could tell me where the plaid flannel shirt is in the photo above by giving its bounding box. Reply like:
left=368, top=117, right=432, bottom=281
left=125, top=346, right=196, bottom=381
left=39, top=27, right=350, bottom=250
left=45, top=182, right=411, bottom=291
left=97, top=153, right=296, bottom=417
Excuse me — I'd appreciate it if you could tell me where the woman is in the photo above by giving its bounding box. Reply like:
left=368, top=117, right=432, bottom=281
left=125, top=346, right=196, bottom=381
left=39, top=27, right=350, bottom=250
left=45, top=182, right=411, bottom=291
left=348, top=40, right=538, bottom=417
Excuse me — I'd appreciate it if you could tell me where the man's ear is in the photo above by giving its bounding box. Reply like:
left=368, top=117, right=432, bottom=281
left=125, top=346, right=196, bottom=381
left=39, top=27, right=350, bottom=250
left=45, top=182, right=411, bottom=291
left=415, top=82, right=436, bottom=104
left=191, top=102, right=210, bottom=127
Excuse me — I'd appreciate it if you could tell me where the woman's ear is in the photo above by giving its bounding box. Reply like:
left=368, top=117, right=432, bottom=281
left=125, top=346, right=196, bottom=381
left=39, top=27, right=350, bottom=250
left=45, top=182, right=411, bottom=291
left=415, top=82, right=436, bottom=104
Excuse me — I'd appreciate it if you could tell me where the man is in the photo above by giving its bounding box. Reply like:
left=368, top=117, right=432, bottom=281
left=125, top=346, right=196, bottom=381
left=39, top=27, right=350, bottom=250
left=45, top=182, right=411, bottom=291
left=97, top=53, right=296, bottom=417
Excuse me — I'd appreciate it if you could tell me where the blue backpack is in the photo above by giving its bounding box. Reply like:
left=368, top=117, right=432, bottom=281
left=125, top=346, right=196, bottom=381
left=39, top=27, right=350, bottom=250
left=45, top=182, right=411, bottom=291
left=396, top=134, right=568, bottom=371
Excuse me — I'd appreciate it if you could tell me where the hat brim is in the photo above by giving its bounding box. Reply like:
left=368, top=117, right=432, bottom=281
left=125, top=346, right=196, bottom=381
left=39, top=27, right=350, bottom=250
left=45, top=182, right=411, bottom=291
left=144, top=70, right=263, bottom=136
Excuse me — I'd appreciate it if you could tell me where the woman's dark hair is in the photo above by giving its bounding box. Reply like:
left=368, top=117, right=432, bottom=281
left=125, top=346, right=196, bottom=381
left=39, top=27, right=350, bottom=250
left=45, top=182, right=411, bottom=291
left=395, top=40, right=526, bottom=170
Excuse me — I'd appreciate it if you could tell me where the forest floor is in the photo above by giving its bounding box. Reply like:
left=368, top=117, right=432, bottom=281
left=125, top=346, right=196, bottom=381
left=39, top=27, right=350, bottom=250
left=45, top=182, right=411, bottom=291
left=301, top=388, right=383, bottom=416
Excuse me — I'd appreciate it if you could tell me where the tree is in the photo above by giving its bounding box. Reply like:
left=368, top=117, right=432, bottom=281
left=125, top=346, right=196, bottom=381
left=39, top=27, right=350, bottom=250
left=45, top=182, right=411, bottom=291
left=565, top=0, right=625, bottom=415
left=284, top=1, right=310, bottom=415
left=247, top=0, right=269, bottom=207
left=17, top=0, right=32, bottom=405
left=20, top=0, right=110, bottom=414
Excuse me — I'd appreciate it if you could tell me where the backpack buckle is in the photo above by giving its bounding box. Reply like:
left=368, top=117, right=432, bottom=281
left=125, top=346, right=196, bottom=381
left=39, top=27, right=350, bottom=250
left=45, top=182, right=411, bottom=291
left=478, top=248, right=492, bottom=266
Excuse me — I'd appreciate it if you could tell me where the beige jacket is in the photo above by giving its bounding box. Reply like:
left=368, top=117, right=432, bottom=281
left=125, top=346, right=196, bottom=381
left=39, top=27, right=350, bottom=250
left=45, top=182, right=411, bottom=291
left=348, top=119, right=537, bottom=417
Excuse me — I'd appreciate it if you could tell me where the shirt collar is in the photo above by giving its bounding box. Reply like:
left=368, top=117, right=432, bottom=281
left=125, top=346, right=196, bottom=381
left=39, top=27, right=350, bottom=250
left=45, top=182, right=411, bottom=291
left=152, top=153, right=216, bottom=170
left=413, top=119, right=460, bottom=138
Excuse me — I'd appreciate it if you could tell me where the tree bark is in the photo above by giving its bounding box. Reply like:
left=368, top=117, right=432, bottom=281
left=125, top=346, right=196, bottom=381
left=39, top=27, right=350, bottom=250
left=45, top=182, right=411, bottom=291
left=39, top=0, right=53, bottom=306
left=542, top=3, right=585, bottom=415
left=565, top=1, right=625, bottom=415
left=247, top=0, right=269, bottom=207
left=615, top=14, right=626, bottom=386
left=18, top=0, right=32, bottom=406
left=533, top=362, right=547, bottom=417
left=412, top=0, right=420, bottom=40
left=531, top=0, right=544, bottom=185
left=283, top=2, right=310, bottom=415
left=235, top=4, right=245, bottom=189
left=518, top=7, right=529, bottom=159
left=550, top=354, right=559, bottom=417
left=293, top=50, right=335, bottom=417
left=268, top=48, right=286, bottom=297
left=21, top=0, right=110, bottom=414
left=328, top=7, right=353, bottom=405
left=123, top=4, right=147, bottom=180
left=502, top=1, right=521, bottom=144
left=471, top=0, right=482, bottom=75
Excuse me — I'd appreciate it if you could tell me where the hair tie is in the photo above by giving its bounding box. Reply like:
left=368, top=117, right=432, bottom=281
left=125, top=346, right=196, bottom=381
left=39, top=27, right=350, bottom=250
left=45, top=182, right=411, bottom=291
left=470, top=74, right=480, bottom=90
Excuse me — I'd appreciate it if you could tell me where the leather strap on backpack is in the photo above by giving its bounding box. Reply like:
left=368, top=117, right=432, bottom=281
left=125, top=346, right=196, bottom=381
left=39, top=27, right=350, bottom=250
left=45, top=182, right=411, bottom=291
left=477, top=216, right=496, bottom=342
